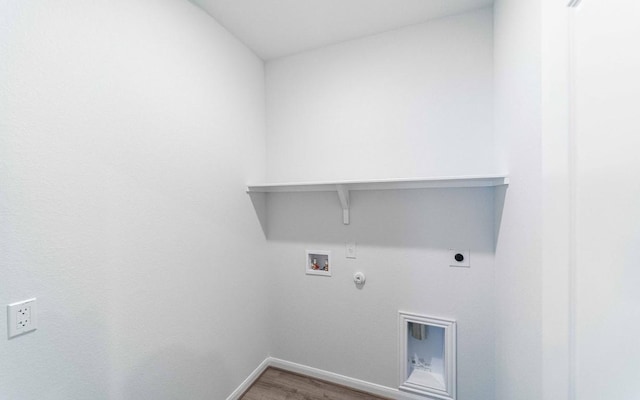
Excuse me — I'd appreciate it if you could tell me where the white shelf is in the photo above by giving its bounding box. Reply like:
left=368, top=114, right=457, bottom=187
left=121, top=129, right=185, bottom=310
left=247, top=175, right=508, bottom=193
left=246, top=175, right=508, bottom=225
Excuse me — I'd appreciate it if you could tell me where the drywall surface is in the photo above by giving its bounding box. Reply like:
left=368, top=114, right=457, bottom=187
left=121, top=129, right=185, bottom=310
left=540, top=1, right=571, bottom=398
left=263, top=9, right=496, bottom=399
left=266, top=188, right=496, bottom=399
left=265, top=8, right=496, bottom=182
left=493, top=0, right=543, bottom=399
left=574, top=2, right=640, bottom=398
left=0, top=0, right=268, bottom=399
left=200, top=0, right=494, bottom=60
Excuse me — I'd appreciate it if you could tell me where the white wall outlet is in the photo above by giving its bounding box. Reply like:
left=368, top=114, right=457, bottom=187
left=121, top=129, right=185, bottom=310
left=449, top=249, right=470, bottom=268
left=346, top=242, right=357, bottom=259
left=7, top=298, right=37, bottom=338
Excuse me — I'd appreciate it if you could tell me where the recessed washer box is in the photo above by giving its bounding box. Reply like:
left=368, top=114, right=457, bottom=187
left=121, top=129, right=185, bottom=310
left=306, top=250, right=331, bottom=276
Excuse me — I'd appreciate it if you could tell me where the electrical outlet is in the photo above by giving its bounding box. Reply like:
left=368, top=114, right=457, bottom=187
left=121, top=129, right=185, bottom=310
left=449, top=249, right=470, bottom=268
left=7, top=298, right=37, bottom=338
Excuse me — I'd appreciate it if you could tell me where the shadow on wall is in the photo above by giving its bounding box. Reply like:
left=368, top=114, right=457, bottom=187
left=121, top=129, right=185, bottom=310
left=258, top=187, right=500, bottom=252
left=494, top=185, right=507, bottom=247
left=121, top=346, right=230, bottom=400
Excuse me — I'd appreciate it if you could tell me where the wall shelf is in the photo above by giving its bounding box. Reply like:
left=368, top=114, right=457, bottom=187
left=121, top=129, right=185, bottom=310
left=247, top=175, right=508, bottom=225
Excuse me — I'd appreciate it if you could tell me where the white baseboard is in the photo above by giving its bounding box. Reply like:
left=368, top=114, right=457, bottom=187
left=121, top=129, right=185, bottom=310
left=226, top=357, right=271, bottom=400
left=227, top=356, right=428, bottom=400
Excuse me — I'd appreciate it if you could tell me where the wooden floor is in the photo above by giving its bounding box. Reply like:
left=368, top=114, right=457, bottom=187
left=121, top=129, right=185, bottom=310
left=240, top=367, right=391, bottom=400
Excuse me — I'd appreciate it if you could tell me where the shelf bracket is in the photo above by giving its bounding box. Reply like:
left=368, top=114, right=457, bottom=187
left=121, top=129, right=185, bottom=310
left=336, top=184, right=350, bottom=225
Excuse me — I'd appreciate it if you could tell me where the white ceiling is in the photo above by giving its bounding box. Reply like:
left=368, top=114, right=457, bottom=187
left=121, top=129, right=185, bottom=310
left=198, top=0, right=493, bottom=60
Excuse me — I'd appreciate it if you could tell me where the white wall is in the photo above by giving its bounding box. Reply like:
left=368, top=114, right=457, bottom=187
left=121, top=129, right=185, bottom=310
left=493, top=0, right=543, bottom=399
left=573, top=2, right=640, bottom=398
left=0, top=1, right=268, bottom=398
left=267, top=188, right=496, bottom=399
left=265, top=8, right=496, bottom=182
left=541, top=1, right=572, bottom=399
left=264, top=9, right=496, bottom=399
left=9, top=2, right=625, bottom=399
left=497, top=3, right=640, bottom=399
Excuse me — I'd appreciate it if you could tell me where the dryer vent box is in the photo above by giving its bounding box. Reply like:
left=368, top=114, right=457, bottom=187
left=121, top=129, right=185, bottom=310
left=399, top=312, right=457, bottom=400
